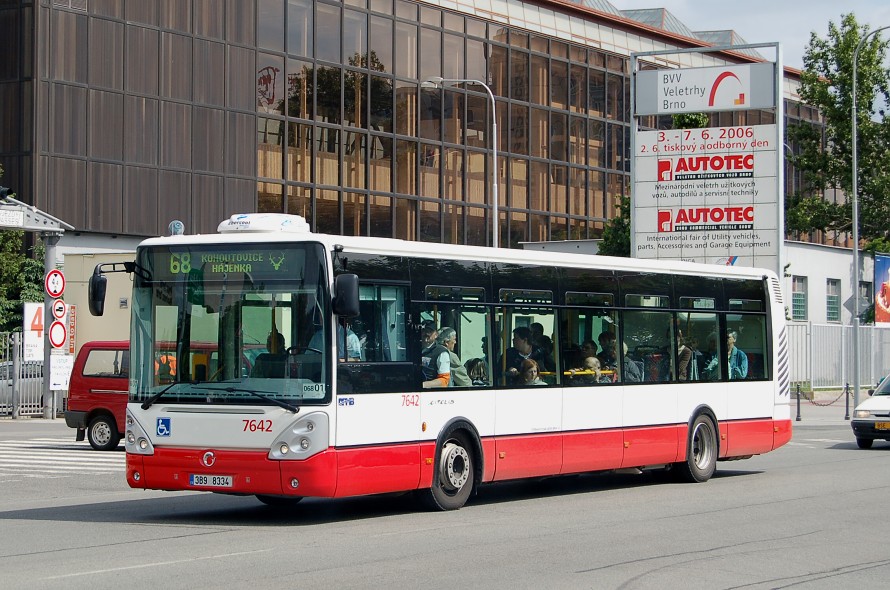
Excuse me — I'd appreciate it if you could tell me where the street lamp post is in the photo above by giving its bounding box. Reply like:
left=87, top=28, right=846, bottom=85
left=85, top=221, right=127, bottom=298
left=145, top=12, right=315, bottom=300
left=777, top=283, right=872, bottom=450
left=423, top=76, right=499, bottom=248
left=851, top=25, right=890, bottom=409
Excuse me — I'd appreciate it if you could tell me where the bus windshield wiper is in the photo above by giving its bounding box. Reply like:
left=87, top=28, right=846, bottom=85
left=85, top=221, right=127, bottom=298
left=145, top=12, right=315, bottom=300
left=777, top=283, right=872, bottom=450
left=195, top=385, right=299, bottom=413
left=141, top=380, right=195, bottom=410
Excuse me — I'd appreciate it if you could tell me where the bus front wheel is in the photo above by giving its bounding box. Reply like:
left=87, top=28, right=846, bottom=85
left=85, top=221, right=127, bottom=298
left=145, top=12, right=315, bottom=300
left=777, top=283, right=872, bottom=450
left=420, top=431, right=475, bottom=511
left=676, top=414, right=717, bottom=483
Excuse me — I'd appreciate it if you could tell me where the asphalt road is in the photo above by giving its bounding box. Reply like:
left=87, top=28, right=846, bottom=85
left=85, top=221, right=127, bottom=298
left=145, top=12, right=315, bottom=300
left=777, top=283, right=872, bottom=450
left=0, top=401, right=887, bottom=590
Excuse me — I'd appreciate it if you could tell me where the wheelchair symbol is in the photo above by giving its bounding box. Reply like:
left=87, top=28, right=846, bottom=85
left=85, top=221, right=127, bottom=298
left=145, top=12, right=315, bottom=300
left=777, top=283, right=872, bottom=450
left=156, top=417, right=171, bottom=437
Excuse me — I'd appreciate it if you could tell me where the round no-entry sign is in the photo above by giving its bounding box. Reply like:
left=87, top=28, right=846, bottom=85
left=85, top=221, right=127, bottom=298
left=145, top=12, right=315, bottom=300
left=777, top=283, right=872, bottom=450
left=52, top=298, right=67, bottom=319
left=49, top=320, right=67, bottom=348
left=45, top=269, right=65, bottom=298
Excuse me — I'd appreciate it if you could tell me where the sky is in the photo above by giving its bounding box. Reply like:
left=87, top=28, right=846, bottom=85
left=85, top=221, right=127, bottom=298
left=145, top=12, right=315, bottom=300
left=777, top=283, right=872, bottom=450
left=613, top=1, right=890, bottom=71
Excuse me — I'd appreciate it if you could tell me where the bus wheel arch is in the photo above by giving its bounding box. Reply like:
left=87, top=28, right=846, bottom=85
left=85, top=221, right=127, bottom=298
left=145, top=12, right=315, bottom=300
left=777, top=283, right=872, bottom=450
left=419, top=418, right=482, bottom=511
left=676, top=408, right=718, bottom=483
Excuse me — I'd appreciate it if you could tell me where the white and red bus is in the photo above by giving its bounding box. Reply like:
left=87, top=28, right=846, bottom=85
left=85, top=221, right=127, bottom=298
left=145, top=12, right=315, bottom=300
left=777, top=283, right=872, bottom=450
left=89, top=213, right=791, bottom=510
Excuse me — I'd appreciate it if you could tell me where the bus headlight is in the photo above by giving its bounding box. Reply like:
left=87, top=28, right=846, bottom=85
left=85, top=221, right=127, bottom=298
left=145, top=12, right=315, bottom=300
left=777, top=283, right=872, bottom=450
left=124, top=409, right=155, bottom=455
left=268, top=412, right=328, bottom=461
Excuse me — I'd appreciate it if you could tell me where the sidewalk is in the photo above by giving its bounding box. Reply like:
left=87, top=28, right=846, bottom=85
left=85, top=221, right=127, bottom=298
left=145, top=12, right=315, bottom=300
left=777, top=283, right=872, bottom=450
left=790, top=390, right=857, bottom=426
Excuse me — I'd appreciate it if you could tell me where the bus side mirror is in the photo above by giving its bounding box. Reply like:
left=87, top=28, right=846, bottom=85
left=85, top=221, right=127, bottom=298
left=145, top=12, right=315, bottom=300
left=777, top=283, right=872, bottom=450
left=332, top=273, right=360, bottom=318
left=88, top=267, right=107, bottom=316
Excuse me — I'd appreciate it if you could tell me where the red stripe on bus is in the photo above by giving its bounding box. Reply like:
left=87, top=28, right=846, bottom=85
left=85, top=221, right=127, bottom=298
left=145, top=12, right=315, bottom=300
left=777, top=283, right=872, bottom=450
left=725, top=419, right=776, bottom=456
left=334, top=444, right=421, bottom=497
left=772, top=419, right=793, bottom=450
left=127, top=418, right=786, bottom=497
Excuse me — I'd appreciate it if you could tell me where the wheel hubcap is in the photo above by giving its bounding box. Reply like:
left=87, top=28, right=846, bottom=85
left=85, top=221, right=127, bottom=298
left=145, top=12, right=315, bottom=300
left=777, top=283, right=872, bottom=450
left=93, top=422, right=111, bottom=445
left=439, top=442, right=470, bottom=491
left=691, top=422, right=714, bottom=469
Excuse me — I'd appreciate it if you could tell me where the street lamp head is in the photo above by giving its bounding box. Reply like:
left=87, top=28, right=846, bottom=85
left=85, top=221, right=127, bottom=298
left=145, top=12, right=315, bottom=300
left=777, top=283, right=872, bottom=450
left=423, top=76, right=445, bottom=86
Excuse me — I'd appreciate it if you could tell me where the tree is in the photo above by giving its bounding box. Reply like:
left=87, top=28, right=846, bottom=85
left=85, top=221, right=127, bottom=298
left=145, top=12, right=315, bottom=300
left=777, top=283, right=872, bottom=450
left=0, top=173, right=45, bottom=333
left=600, top=113, right=710, bottom=257
left=786, top=13, right=890, bottom=244
left=597, top=195, right=631, bottom=256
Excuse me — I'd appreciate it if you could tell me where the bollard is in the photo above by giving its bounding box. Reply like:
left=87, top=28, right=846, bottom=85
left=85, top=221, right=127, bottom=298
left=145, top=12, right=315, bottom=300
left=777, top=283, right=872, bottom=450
left=844, top=382, right=850, bottom=421
left=796, top=383, right=801, bottom=421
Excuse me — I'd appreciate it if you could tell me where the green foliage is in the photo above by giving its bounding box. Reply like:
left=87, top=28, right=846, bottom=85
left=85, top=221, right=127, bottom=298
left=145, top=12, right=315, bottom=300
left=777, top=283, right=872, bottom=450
left=598, top=196, right=631, bottom=257
left=672, top=112, right=709, bottom=129
left=0, top=230, right=45, bottom=333
left=786, top=13, right=890, bottom=240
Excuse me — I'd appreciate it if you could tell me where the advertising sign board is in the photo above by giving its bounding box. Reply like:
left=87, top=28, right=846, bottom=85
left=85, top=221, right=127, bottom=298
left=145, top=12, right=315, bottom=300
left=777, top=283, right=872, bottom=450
left=634, top=63, right=775, bottom=115
left=632, top=124, right=780, bottom=271
left=875, top=253, right=890, bottom=324
left=23, top=301, right=44, bottom=362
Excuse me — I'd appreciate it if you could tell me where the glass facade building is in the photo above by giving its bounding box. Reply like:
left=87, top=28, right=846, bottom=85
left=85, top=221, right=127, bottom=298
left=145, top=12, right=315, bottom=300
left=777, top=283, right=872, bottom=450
left=1, top=0, right=806, bottom=249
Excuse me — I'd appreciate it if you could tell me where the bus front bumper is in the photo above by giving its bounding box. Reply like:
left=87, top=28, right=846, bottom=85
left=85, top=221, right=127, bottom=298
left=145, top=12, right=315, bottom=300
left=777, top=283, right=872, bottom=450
left=127, top=447, right=338, bottom=497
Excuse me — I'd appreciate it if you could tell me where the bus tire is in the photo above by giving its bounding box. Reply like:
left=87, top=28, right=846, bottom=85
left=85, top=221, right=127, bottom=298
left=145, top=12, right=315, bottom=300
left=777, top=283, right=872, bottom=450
left=676, top=414, right=717, bottom=483
left=420, top=431, right=475, bottom=511
left=255, top=495, right=303, bottom=507
left=87, top=414, right=120, bottom=451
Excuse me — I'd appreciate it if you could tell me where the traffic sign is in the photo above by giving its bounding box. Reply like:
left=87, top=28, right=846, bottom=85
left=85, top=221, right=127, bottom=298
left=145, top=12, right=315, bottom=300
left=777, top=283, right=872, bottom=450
left=45, top=269, right=65, bottom=297
left=49, top=320, right=67, bottom=348
left=52, top=298, right=67, bottom=319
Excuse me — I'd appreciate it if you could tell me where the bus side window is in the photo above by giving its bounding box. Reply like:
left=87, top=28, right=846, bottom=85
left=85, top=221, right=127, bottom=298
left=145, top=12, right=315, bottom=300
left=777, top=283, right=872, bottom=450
left=727, top=314, right=768, bottom=380
left=337, top=283, right=414, bottom=394
left=622, top=310, right=672, bottom=383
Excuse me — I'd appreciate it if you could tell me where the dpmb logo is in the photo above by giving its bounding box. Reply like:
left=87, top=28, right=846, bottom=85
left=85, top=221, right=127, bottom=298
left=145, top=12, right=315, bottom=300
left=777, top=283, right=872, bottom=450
left=658, top=206, right=755, bottom=232
left=657, top=154, right=754, bottom=181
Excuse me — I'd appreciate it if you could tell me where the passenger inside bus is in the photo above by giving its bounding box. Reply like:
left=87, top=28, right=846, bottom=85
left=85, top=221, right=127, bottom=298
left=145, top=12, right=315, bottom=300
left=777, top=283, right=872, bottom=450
left=726, top=329, right=748, bottom=379
left=309, top=323, right=362, bottom=361
left=251, top=331, right=287, bottom=378
left=568, top=355, right=612, bottom=385
left=676, top=329, right=694, bottom=381
left=437, top=327, right=471, bottom=387
left=597, top=331, right=618, bottom=371
left=465, top=357, right=489, bottom=386
left=420, top=322, right=450, bottom=388
left=622, top=342, right=644, bottom=382
left=520, top=358, right=547, bottom=386
left=501, top=326, right=553, bottom=385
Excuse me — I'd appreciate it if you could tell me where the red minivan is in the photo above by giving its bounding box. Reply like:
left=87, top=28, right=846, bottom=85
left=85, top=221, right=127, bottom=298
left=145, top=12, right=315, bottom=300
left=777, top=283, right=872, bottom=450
left=65, top=340, right=259, bottom=450
left=65, top=341, right=129, bottom=451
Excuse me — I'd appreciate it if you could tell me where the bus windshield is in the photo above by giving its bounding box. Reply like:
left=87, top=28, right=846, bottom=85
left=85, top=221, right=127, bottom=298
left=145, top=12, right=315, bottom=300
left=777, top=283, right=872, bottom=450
left=129, top=242, right=331, bottom=407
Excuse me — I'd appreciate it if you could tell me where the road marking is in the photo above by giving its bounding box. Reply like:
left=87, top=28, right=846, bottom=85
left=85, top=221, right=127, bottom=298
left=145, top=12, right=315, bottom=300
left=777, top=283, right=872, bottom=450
left=43, top=549, right=275, bottom=580
left=0, top=437, right=124, bottom=478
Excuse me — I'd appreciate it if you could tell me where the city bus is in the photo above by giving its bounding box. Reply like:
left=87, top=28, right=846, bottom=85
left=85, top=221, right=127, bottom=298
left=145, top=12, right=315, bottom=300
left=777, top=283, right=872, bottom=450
left=88, top=213, right=791, bottom=510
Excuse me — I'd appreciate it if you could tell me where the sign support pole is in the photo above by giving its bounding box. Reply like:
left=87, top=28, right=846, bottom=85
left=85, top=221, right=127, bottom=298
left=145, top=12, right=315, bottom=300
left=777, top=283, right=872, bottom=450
left=42, top=232, right=61, bottom=419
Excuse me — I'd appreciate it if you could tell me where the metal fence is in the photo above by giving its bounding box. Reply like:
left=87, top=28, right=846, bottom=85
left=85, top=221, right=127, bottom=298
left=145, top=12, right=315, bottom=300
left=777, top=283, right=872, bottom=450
left=787, top=322, right=890, bottom=390
left=0, top=332, right=46, bottom=417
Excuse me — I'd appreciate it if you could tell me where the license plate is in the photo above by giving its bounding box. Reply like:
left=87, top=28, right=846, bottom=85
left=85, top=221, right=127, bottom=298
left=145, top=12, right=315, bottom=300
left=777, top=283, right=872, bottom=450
left=189, top=474, right=233, bottom=488
left=875, top=422, right=890, bottom=430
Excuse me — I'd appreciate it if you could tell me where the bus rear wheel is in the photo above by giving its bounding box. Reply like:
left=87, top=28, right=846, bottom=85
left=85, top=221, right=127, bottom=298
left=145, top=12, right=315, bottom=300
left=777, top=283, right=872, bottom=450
left=420, top=432, right=475, bottom=511
left=676, top=414, right=717, bottom=483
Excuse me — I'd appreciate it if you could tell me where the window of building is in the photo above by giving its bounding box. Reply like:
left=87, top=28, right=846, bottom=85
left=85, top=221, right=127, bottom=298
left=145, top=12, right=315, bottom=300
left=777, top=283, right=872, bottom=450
left=826, top=279, right=841, bottom=323
left=792, top=276, right=807, bottom=321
